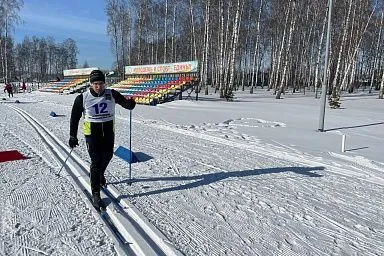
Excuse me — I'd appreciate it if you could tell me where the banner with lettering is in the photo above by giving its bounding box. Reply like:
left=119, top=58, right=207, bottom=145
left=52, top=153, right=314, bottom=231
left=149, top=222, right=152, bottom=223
left=125, top=61, right=198, bottom=75
left=64, top=67, right=99, bottom=77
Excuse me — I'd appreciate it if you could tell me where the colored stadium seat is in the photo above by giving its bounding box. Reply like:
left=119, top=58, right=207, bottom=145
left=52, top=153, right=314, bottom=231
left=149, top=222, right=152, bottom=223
left=110, top=73, right=196, bottom=105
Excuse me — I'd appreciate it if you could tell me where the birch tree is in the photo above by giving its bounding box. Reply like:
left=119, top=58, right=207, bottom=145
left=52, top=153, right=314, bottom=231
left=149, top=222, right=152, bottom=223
left=189, top=0, right=197, bottom=60
left=250, top=0, right=264, bottom=94
left=369, top=8, right=383, bottom=93
left=276, top=0, right=296, bottom=99
left=106, top=0, right=121, bottom=72
left=226, top=0, right=244, bottom=98
left=201, top=0, right=210, bottom=95
left=0, top=0, right=23, bottom=83
left=102, top=0, right=383, bottom=102
left=163, top=0, right=168, bottom=63
left=380, top=67, right=384, bottom=99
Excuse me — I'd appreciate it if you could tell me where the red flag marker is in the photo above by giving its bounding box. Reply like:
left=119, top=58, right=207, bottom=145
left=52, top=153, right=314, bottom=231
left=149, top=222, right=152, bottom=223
left=0, top=150, right=27, bottom=163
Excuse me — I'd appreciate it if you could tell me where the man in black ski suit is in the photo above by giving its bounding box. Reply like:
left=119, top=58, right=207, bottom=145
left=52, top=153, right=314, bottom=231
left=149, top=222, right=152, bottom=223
left=69, top=70, right=136, bottom=209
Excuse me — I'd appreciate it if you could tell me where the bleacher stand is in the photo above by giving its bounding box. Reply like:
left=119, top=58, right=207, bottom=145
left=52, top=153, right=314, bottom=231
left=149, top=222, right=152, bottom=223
left=110, top=61, right=199, bottom=105
left=39, top=67, right=98, bottom=94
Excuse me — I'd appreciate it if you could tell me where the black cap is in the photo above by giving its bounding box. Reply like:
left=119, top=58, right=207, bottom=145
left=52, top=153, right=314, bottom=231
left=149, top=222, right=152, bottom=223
left=89, top=70, right=105, bottom=83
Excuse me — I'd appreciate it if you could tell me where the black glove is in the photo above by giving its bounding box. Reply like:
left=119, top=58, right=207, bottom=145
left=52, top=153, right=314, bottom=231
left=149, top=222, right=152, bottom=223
left=126, top=98, right=136, bottom=110
left=69, top=136, right=79, bottom=148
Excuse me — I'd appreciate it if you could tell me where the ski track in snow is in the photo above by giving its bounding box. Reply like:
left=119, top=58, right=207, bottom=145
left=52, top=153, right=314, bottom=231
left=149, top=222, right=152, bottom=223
left=0, top=106, right=116, bottom=256
left=5, top=96, right=384, bottom=256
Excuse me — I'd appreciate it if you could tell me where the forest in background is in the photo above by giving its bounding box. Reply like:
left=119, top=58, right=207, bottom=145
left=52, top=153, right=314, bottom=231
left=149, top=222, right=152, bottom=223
left=106, top=0, right=384, bottom=99
left=1, top=0, right=383, bottom=100
left=0, top=0, right=78, bottom=82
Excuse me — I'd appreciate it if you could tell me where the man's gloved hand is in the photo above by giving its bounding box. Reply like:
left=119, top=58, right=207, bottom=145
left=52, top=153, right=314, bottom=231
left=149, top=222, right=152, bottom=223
left=126, top=97, right=136, bottom=110
left=69, top=136, right=79, bottom=148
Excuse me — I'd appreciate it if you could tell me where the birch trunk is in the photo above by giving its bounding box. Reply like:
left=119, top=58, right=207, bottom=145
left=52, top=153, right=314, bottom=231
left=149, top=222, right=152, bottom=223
left=0, top=37, right=4, bottom=80
left=220, top=1, right=232, bottom=98
left=331, top=0, right=353, bottom=95
left=349, top=60, right=357, bottom=88
left=315, top=16, right=326, bottom=98
left=379, top=68, right=384, bottom=99
left=128, top=28, right=132, bottom=64
left=241, top=7, right=252, bottom=91
left=217, top=0, right=224, bottom=94
left=155, top=23, right=159, bottom=63
left=171, top=3, right=177, bottom=62
left=250, top=0, right=263, bottom=94
left=305, top=9, right=316, bottom=91
left=369, top=10, right=383, bottom=93
left=227, top=0, right=243, bottom=98
left=137, top=4, right=143, bottom=64
left=341, top=1, right=358, bottom=91
left=276, top=0, right=296, bottom=99
left=272, top=1, right=291, bottom=93
left=199, top=8, right=205, bottom=92
left=189, top=0, right=197, bottom=60
left=4, top=16, right=8, bottom=83
left=121, top=33, right=125, bottom=79
left=200, top=0, right=210, bottom=94
left=163, top=0, right=168, bottom=63
left=204, top=0, right=210, bottom=95
left=151, top=34, right=154, bottom=64
left=268, top=37, right=276, bottom=90
left=340, top=3, right=376, bottom=91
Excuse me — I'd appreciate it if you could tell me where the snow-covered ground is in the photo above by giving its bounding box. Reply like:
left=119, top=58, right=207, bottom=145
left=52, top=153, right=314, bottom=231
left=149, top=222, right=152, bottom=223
left=0, top=89, right=383, bottom=255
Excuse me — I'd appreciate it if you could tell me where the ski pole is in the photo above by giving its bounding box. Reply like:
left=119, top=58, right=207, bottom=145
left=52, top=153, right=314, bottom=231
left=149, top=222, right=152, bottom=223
left=128, top=109, right=133, bottom=185
left=56, top=148, right=73, bottom=177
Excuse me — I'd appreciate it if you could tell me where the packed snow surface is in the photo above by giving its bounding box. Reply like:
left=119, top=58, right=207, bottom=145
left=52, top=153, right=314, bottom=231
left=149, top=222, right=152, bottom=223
left=0, top=90, right=383, bottom=255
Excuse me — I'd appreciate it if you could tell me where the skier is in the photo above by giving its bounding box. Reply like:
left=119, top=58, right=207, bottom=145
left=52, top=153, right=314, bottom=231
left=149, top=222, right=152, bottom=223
left=68, top=69, right=136, bottom=209
left=4, top=83, right=13, bottom=97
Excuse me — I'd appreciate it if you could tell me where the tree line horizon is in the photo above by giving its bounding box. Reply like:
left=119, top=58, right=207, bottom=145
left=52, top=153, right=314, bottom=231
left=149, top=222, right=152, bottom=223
left=1, top=0, right=384, bottom=99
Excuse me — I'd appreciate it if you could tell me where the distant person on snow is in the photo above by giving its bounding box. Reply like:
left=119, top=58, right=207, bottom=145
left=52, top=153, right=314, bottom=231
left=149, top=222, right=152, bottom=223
left=68, top=70, right=136, bottom=209
left=22, top=82, right=26, bottom=93
left=4, top=83, right=13, bottom=97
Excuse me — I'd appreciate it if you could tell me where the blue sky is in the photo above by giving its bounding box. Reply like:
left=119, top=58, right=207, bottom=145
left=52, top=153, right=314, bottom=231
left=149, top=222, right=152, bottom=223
left=14, top=0, right=114, bottom=69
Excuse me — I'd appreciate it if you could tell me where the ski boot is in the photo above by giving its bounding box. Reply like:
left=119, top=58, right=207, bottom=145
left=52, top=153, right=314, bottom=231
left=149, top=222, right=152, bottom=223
left=100, top=175, right=106, bottom=189
left=92, top=192, right=105, bottom=211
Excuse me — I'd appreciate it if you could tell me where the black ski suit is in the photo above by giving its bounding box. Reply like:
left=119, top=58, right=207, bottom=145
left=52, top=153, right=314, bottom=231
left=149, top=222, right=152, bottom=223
left=69, top=88, right=135, bottom=195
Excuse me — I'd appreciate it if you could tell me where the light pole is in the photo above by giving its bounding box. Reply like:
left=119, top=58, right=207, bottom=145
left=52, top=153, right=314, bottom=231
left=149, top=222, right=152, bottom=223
left=318, top=0, right=333, bottom=132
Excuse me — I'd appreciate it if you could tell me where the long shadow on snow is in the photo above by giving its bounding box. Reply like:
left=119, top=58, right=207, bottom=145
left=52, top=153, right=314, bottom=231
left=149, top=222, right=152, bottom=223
left=325, top=121, right=384, bottom=131
left=115, top=166, right=325, bottom=198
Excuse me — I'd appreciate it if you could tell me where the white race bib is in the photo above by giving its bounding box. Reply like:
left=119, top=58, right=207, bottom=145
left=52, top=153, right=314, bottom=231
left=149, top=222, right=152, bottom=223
left=83, top=89, right=116, bottom=123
